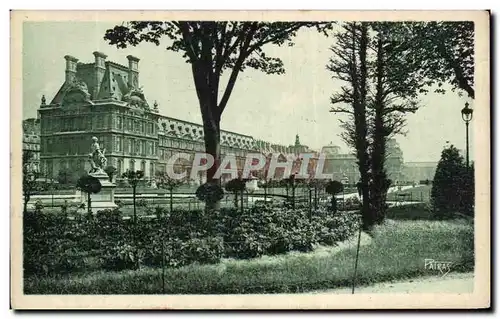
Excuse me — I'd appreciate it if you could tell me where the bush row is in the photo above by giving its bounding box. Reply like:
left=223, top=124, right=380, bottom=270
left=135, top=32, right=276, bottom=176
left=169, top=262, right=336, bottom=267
left=23, top=206, right=360, bottom=276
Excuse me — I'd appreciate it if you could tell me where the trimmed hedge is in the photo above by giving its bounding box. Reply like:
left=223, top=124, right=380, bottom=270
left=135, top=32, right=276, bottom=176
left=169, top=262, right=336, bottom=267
left=23, top=205, right=360, bottom=276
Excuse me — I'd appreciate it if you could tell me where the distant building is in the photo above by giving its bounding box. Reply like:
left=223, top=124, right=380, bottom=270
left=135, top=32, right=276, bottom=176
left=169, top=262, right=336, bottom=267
left=37, top=52, right=314, bottom=183
left=320, top=143, right=358, bottom=184
left=402, top=162, right=437, bottom=182
left=22, top=118, right=41, bottom=172
left=320, top=139, right=405, bottom=184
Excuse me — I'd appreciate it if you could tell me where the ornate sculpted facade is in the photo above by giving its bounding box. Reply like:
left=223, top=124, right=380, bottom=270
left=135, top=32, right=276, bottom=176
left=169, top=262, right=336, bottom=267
left=22, top=118, right=40, bottom=172
left=38, top=53, right=313, bottom=183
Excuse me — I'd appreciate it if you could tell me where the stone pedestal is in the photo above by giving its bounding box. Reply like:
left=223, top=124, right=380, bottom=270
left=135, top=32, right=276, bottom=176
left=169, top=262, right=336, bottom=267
left=81, top=171, right=118, bottom=213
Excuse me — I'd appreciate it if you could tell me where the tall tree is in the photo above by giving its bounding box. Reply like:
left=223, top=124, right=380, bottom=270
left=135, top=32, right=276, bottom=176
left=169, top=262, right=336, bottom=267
left=328, top=22, right=372, bottom=229
left=104, top=21, right=331, bottom=207
left=329, top=22, right=449, bottom=228
left=368, top=22, right=423, bottom=224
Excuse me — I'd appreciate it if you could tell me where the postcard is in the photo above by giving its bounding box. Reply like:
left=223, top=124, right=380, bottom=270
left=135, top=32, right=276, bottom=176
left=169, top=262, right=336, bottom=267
left=11, top=10, right=490, bottom=309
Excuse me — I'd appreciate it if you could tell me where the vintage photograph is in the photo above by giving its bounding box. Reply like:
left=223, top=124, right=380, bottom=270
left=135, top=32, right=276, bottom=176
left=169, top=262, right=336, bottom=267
left=11, top=10, right=490, bottom=309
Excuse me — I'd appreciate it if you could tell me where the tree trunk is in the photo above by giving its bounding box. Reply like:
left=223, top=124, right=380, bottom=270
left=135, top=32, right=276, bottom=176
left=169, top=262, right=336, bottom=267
left=370, top=32, right=389, bottom=225
left=201, top=104, right=221, bottom=212
left=169, top=188, right=173, bottom=212
left=308, top=187, right=312, bottom=219
left=314, top=186, right=318, bottom=210
left=87, top=192, right=92, bottom=214
left=240, top=189, right=244, bottom=213
left=353, top=22, right=373, bottom=231
left=133, top=186, right=137, bottom=223
left=331, top=196, right=337, bottom=214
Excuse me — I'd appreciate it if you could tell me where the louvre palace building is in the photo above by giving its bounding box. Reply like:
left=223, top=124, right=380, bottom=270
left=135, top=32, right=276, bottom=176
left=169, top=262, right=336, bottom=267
left=36, top=52, right=313, bottom=183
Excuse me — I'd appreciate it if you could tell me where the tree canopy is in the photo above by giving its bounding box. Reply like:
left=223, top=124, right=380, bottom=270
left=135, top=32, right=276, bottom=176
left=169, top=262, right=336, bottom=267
left=406, top=21, right=474, bottom=99
left=105, top=21, right=332, bottom=117
left=105, top=21, right=332, bottom=189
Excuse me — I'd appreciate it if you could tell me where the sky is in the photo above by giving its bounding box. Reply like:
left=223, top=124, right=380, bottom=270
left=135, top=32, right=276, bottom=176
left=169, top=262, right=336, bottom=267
left=22, top=21, right=474, bottom=163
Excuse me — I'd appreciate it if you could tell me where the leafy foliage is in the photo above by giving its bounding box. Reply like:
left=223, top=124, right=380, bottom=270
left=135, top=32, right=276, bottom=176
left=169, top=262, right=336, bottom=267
left=23, top=205, right=360, bottom=276
left=195, top=183, right=224, bottom=205
left=76, top=174, right=102, bottom=194
left=122, top=170, right=145, bottom=187
left=328, top=22, right=372, bottom=229
left=406, top=21, right=474, bottom=98
left=121, top=170, right=145, bottom=222
left=75, top=174, right=102, bottom=213
left=155, top=171, right=185, bottom=190
left=225, top=178, right=246, bottom=193
left=104, top=166, right=117, bottom=182
left=431, top=144, right=474, bottom=218
left=225, top=178, right=247, bottom=209
left=327, top=21, right=472, bottom=228
left=325, top=180, right=344, bottom=195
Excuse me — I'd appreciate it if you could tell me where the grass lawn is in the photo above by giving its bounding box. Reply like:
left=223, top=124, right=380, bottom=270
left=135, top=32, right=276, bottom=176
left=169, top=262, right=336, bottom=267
left=24, top=218, right=473, bottom=294
left=386, top=203, right=434, bottom=220
left=387, top=185, right=432, bottom=202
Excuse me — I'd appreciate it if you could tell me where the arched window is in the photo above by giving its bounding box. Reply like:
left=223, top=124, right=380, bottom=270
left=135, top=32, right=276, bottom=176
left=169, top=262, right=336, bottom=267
left=141, top=160, right=146, bottom=173
left=129, top=159, right=135, bottom=171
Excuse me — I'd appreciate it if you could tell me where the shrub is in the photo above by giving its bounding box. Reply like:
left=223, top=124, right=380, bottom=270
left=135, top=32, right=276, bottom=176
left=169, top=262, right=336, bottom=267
left=34, top=200, right=44, bottom=213
left=24, top=203, right=362, bottom=277
left=431, top=145, right=474, bottom=218
left=101, top=243, right=142, bottom=271
left=342, top=196, right=361, bottom=211
left=195, top=183, right=224, bottom=204
left=311, top=209, right=361, bottom=245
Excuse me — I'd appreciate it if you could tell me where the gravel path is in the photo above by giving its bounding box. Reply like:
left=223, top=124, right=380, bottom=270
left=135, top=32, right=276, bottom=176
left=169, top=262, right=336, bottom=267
left=312, top=272, right=474, bottom=294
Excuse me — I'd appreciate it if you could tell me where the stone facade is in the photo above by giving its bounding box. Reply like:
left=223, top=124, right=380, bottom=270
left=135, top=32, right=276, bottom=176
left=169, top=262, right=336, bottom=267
left=320, top=139, right=405, bottom=184
left=22, top=118, right=41, bottom=172
left=402, top=162, right=437, bottom=182
left=38, top=53, right=314, bottom=183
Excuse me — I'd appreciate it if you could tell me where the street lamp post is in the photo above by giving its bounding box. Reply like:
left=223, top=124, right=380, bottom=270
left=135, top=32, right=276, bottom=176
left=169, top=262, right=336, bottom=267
left=461, top=102, right=473, bottom=169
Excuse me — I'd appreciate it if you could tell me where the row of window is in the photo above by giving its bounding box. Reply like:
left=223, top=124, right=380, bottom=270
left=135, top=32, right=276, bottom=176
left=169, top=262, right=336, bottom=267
left=41, top=115, right=110, bottom=133
left=42, top=136, right=106, bottom=155
left=158, top=137, right=205, bottom=151
left=41, top=158, right=156, bottom=178
left=114, top=136, right=157, bottom=157
left=115, top=116, right=157, bottom=136
left=115, top=159, right=155, bottom=177
left=40, top=114, right=158, bottom=136
left=158, top=136, right=251, bottom=157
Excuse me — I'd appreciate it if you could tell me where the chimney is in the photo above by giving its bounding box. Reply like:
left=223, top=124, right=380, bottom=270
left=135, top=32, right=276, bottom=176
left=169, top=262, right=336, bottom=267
left=64, top=55, right=79, bottom=83
left=126, top=55, right=140, bottom=88
left=93, top=51, right=107, bottom=99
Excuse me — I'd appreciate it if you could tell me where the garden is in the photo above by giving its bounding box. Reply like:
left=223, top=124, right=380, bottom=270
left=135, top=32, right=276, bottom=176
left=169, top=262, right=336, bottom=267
left=24, top=204, right=473, bottom=294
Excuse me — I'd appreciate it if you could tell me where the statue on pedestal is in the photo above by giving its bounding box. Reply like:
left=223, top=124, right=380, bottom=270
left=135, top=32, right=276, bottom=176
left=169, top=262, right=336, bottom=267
left=88, top=136, right=107, bottom=174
